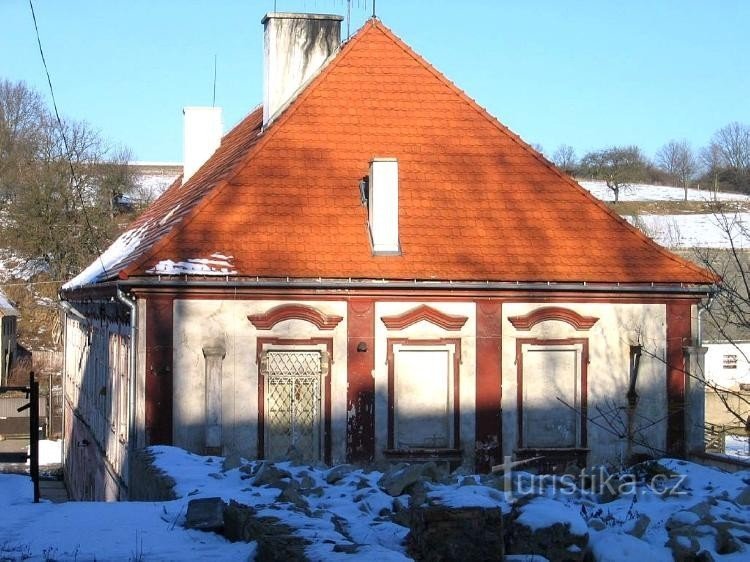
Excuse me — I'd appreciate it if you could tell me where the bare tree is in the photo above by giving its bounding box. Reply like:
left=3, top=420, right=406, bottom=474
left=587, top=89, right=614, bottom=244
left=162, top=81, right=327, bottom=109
left=713, top=122, right=750, bottom=172
left=579, top=145, right=649, bottom=203
left=700, top=143, right=724, bottom=201
left=656, top=139, right=697, bottom=201
left=0, top=79, right=137, bottom=279
left=551, top=144, right=577, bottom=174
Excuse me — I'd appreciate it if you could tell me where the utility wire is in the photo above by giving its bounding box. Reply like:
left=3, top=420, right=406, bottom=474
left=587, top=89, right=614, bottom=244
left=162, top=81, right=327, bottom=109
left=28, top=0, right=108, bottom=278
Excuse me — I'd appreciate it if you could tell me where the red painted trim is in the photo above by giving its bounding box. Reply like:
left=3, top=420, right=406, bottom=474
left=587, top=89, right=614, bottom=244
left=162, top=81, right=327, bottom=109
left=666, top=302, right=691, bottom=456
left=508, top=306, right=599, bottom=331
left=380, top=304, right=468, bottom=331
left=256, top=337, right=333, bottom=464
left=144, top=296, right=174, bottom=445
left=130, top=285, right=706, bottom=304
left=248, top=304, right=343, bottom=330
left=475, top=300, right=503, bottom=471
left=516, top=338, right=588, bottom=450
left=346, top=299, right=375, bottom=463
left=386, top=338, right=462, bottom=451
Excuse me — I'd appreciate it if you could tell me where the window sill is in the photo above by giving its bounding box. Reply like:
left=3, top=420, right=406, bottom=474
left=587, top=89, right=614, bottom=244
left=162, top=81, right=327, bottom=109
left=383, top=448, right=462, bottom=461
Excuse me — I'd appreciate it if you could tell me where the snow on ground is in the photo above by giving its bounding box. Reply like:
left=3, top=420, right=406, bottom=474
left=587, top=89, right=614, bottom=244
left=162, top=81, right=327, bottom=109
left=24, top=440, right=62, bottom=466
left=625, top=212, right=750, bottom=249
left=1, top=447, right=748, bottom=561
left=578, top=180, right=750, bottom=203
left=725, top=435, right=750, bottom=459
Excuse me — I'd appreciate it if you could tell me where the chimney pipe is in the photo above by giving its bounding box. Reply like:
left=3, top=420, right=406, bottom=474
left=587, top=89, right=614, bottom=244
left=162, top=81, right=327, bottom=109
left=262, top=12, right=343, bottom=126
left=368, top=158, right=400, bottom=254
left=183, top=106, right=223, bottom=185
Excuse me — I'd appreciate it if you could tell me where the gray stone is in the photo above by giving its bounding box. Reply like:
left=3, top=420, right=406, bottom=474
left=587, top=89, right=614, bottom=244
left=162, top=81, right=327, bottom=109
left=277, top=482, right=309, bottom=510
left=587, top=518, right=606, bottom=532
left=666, top=534, right=700, bottom=561
left=735, top=485, right=750, bottom=506
left=325, top=464, right=356, bottom=484
left=407, top=506, right=504, bottom=561
left=298, top=474, right=316, bottom=490
left=185, top=497, right=226, bottom=532
left=505, top=497, right=588, bottom=562
left=222, top=501, right=309, bottom=561
left=408, top=480, right=429, bottom=507
left=459, top=476, right=478, bottom=487
left=222, top=451, right=242, bottom=472
left=625, top=514, right=651, bottom=539
left=253, top=462, right=292, bottom=488
left=378, top=462, right=440, bottom=497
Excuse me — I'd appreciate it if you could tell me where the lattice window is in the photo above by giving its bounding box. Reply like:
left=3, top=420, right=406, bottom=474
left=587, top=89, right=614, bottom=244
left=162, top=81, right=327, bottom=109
left=262, top=350, right=324, bottom=462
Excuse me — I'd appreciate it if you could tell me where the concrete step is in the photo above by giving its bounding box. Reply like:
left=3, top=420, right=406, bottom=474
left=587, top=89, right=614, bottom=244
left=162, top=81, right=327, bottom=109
left=39, top=479, right=69, bottom=503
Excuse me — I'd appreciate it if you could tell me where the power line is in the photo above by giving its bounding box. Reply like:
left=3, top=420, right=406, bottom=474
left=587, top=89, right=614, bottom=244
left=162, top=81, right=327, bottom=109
left=28, top=0, right=107, bottom=278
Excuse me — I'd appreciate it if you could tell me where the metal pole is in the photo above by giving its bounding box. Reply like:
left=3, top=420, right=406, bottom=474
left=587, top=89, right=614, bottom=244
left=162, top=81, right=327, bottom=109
left=29, top=371, right=40, bottom=503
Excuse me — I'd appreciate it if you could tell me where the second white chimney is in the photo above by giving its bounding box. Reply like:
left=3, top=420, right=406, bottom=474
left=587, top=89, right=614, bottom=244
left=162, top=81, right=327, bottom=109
left=183, top=106, right=223, bottom=185
left=262, top=12, right=343, bottom=126
left=368, top=158, right=400, bottom=254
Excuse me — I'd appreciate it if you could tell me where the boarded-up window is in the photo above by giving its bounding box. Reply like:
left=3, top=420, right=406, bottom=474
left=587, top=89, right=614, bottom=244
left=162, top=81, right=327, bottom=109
left=522, top=345, right=581, bottom=448
left=393, top=346, right=454, bottom=449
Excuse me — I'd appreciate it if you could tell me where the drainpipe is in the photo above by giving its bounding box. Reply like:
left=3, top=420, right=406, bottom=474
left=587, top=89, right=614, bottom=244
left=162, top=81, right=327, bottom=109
left=696, top=293, right=715, bottom=348
left=116, top=288, right=137, bottom=456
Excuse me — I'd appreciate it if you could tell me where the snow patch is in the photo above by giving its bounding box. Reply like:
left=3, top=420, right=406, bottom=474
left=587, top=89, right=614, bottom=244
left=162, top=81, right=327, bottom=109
left=63, top=225, right=148, bottom=289
left=147, top=253, right=237, bottom=276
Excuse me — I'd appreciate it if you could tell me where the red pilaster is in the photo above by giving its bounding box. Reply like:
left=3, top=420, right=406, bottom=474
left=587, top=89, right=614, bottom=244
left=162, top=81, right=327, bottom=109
left=475, top=300, right=503, bottom=471
left=346, top=299, right=375, bottom=462
left=144, top=296, right=174, bottom=445
left=666, top=301, right=691, bottom=457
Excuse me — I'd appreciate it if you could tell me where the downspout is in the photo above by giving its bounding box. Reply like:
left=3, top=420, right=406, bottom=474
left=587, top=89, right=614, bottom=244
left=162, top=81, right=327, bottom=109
left=116, top=288, right=137, bottom=459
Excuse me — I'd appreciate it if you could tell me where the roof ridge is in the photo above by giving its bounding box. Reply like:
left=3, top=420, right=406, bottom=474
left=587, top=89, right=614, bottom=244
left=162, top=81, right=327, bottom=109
left=121, top=23, right=377, bottom=279
left=370, top=20, right=716, bottom=284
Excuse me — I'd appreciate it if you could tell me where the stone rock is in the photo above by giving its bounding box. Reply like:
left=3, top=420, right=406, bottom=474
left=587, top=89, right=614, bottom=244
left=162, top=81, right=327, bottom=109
left=587, top=518, right=605, bottom=532
left=185, top=497, right=226, bottom=532
left=253, top=462, right=292, bottom=488
left=378, top=462, right=439, bottom=497
left=735, top=486, right=750, bottom=506
left=325, top=464, right=356, bottom=485
left=407, top=506, right=504, bottom=562
left=277, top=481, right=309, bottom=510
left=666, top=534, right=700, bottom=562
left=222, top=500, right=309, bottom=561
left=505, top=496, right=588, bottom=562
left=298, top=475, right=315, bottom=490
left=625, top=514, right=651, bottom=539
left=222, top=451, right=242, bottom=472
left=408, top=480, right=429, bottom=508
left=459, top=476, right=478, bottom=487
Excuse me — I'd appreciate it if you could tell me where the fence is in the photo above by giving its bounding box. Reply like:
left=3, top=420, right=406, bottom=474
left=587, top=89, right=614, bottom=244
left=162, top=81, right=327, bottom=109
left=0, top=373, right=41, bottom=502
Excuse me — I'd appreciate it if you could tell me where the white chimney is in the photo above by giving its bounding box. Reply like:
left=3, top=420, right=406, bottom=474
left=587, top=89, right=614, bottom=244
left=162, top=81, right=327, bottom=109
left=183, top=106, right=223, bottom=184
left=368, top=158, right=400, bottom=254
left=262, top=12, right=343, bottom=126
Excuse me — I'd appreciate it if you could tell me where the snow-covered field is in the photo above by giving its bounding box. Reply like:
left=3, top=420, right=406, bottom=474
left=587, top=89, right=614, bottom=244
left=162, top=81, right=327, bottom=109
left=625, top=212, right=750, bottom=249
left=1, top=446, right=748, bottom=561
left=578, top=180, right=750, bottom=203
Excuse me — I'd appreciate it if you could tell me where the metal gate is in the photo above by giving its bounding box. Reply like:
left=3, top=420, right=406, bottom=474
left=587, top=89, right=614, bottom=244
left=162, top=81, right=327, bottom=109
left=262, top=350, right=324, bottom=462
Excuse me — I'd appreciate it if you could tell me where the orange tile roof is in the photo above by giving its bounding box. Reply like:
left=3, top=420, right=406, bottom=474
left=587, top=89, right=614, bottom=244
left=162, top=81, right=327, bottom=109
left=84, top=20, right=715, bottom=286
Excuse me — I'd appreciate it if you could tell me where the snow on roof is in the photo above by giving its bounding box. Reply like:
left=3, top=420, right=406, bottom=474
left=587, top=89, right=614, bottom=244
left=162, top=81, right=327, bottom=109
left=62, top=225, right=148, bottom=289
left=146, top=254, right=237, bottom=276
left=0, top=289, right=19, bottom=316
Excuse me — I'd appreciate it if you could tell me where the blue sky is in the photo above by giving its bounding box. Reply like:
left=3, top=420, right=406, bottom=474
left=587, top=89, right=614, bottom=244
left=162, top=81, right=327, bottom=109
left=2, top=0, right=748, bottom=163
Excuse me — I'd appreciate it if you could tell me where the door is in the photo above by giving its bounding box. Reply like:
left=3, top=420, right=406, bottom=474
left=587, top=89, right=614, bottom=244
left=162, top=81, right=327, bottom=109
left=262, top=350, right=324, bottom=462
